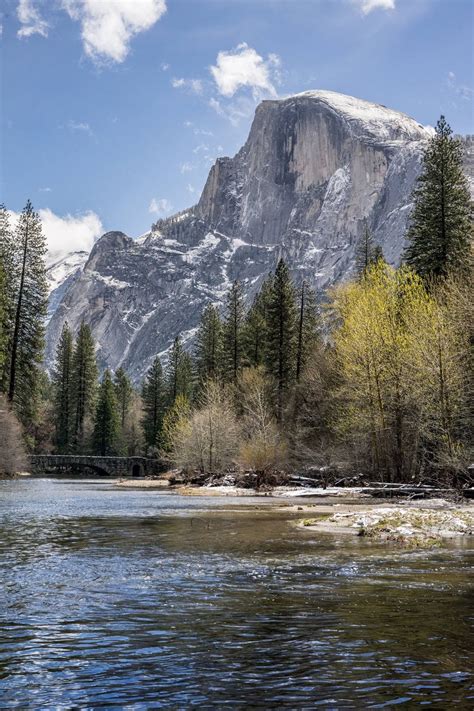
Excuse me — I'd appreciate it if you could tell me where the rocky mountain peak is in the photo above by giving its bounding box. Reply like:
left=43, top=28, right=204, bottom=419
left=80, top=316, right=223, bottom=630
left=44, top=91, right=473, bottom=382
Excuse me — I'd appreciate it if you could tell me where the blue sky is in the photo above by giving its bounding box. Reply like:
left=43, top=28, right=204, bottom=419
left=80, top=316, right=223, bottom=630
left=1, top=0, right=473, bottom=260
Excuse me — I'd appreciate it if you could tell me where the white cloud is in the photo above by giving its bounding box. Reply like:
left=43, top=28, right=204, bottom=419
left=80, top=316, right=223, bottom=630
left=171, top=77, right=203, bottom=94
left=17, top=0, right=50, bottom=38
left=353, top=0, right=396, bottom=14
left=194, top=127, right=213, bottom=136
left=149, top=197, right=173, bottom=216
left=161, top=62, right=169, bottom=71
left=9, top=208, right=103, bottom=265
left=447, top=71, right=473, bottom=101
left=210, top=43, right=279, bottom=98
left=186, top=184, right=196, bottom=194
left=39, top=187, right=52, bottom=193
left=61, top=0, right=167, bottom=64
left=209, top=95, right=259, bottom=127
left=41, top=209, right=103, bottom=264
left=192, top=143, right=209, bottom=154
left=180, top=162, right=193, bottom=173
left=67, top=119, right=93, bottom=134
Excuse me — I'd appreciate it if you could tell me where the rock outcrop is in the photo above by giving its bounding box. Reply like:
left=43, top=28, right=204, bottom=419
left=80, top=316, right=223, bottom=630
left=45, top=91, right=470, bottom=381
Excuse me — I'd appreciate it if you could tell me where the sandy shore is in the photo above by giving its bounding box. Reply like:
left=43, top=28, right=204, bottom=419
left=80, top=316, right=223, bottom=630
left=115, top=478, right=171, bottom=488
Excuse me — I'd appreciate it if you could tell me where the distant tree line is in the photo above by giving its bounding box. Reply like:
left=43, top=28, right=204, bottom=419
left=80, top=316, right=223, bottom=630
left=0, top=116, right=471, bottom=483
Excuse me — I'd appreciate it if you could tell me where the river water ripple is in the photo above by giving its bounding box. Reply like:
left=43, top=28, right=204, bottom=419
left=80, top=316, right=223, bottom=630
left=0, top=479, right=472, bottom=708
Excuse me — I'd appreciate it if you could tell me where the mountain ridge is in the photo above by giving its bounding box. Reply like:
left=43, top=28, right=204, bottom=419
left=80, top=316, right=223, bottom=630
left=45, top=91, right=472, bottom=382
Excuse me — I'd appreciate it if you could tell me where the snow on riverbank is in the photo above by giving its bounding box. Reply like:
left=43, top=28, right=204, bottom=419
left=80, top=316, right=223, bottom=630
left=300, top=504, right=474, bottom=545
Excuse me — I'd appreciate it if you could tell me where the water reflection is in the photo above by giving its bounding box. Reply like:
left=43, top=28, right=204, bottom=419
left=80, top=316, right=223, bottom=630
left=0, top=479, right=472, bottom=708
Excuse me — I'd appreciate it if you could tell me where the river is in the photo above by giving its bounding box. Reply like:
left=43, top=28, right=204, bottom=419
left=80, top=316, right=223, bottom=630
left=0, top=478, right=472, bottom=708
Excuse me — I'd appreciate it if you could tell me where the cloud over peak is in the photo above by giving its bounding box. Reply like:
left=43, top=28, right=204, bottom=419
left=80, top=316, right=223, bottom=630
left=149, top=197, right=173, bottom=216
left=210, top=43, right=280, bottom=99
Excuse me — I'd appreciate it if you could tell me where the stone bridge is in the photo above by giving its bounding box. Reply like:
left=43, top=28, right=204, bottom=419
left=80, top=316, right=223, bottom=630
left=29, top=455, right=165, bottom=478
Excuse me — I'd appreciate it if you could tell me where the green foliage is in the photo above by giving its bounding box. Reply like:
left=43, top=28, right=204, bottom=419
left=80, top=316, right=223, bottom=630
left=165, top=336, right=194, bottom=404
left=93, top=369, right=120, bottom=456
left=0, top=256, right=7, bottom=382
left=331, top=261, right=471, bottom=481
left=71, top=321, right=98, bottom=452
left=7, top=201, right=48, bottom=429
left=160, top=393, right=191, bottom=454
left=355, top=223, right=384, bottom=278
left=242, top=275, right=272, bottom=368
left=52, top=323, right=74, bottom=453
left=141, top=356, right=165, bottom=452
left=264, top=259, right=297, bottom=421
left=404, top=116, right=472, bottom=281
left=296, top=281, right=319, bottom=381
left=114, top=367, right=133, bottom=428
left=0, top=205, right=16, bottom=392
left=223, top=280, right=245, bottom=382
left=195, top=304, right=223, bottom=382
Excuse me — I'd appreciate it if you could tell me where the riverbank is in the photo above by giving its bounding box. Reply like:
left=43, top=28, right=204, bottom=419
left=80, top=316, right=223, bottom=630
left=113, top=478, right=474, bottom=546
left=298, top=500, right=474, bottom=546
left=115, top=479, right=374, bottom=498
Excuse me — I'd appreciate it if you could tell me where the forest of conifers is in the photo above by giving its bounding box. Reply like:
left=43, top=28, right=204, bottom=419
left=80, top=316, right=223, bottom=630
left=0, top=117, right=472, bottom=485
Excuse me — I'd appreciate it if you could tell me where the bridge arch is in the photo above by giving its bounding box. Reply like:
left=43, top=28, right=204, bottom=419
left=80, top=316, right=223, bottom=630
left=28, top=455, right=164, bottom=478
left=130, top=462, right=144, bottom=478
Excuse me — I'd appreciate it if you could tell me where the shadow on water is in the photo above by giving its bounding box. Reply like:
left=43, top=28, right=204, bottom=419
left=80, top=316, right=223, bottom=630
left=0, top=478, right=472, bottom=707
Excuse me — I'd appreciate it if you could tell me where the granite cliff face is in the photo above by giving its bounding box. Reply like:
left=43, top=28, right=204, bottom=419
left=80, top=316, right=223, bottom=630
left=45, top=91, right=440, bottom=381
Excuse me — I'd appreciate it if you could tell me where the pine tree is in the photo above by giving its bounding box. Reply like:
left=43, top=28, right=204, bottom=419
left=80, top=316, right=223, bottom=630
left=166, top=335, right=194, bottom=404
left=7, top=201, right=48, bottom=428
left=295, top=281, right=319, bottom=381
left=195, top=304, right=223, bottom=381
left=0, top=206, right=16, bottom=392
left=404, top=116, right=472, bottom=280
left=0, top=256, right=7, bottom=383
left=355, top=223, right=384, bottom=278
left=93, top=370, right=120, bottom=456
left=264, top=259, right=297, bottom=422
left=223, top=280, right=245, bottom=382
left=71, top=322, right=98, bottom=452
left=141, top=356, right=165, bottom=451
left=114, top=367, right=133, bottom=429
left=52, top=323, right=73, bottom=453
left=243, top=275, right=273, bottom=368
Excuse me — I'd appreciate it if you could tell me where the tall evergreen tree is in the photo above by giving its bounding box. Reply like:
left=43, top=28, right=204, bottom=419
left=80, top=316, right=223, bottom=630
left=355, top=223, right=384, bottom=278
left=295, top=281, right=319, bottom=381
left=243, top=275, right=273, bottom=368
left=404, top=116, right=472, bottom=280
left=52, top=323, right=74, bottom=453
left=223, top=280, right=245, bottom=382
left=0, top=256, right=7, bottom=383
left=0, top=206, right=16, bottom=392
left=141, top=356, right=165, bottom=451
left=166, top=335, right=194, bottom=404
left=93, top=369, right=120, bottom=456
left=114, top=367, right=133, bottom=429
left=265, top=259, right=297, bottom=422
left=71, top=322, right=98, bottom=452
left=195, top=304, right=223, bottom=381
left=7, top=201, right=48, bottom=428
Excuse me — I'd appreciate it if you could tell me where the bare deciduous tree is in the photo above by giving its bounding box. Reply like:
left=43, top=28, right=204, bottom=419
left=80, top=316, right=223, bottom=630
left=0, top=395, right=27, bottom=476
left=237, top=367, right=287, bottom=475
left=171, top=380, right=240, bottom=474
